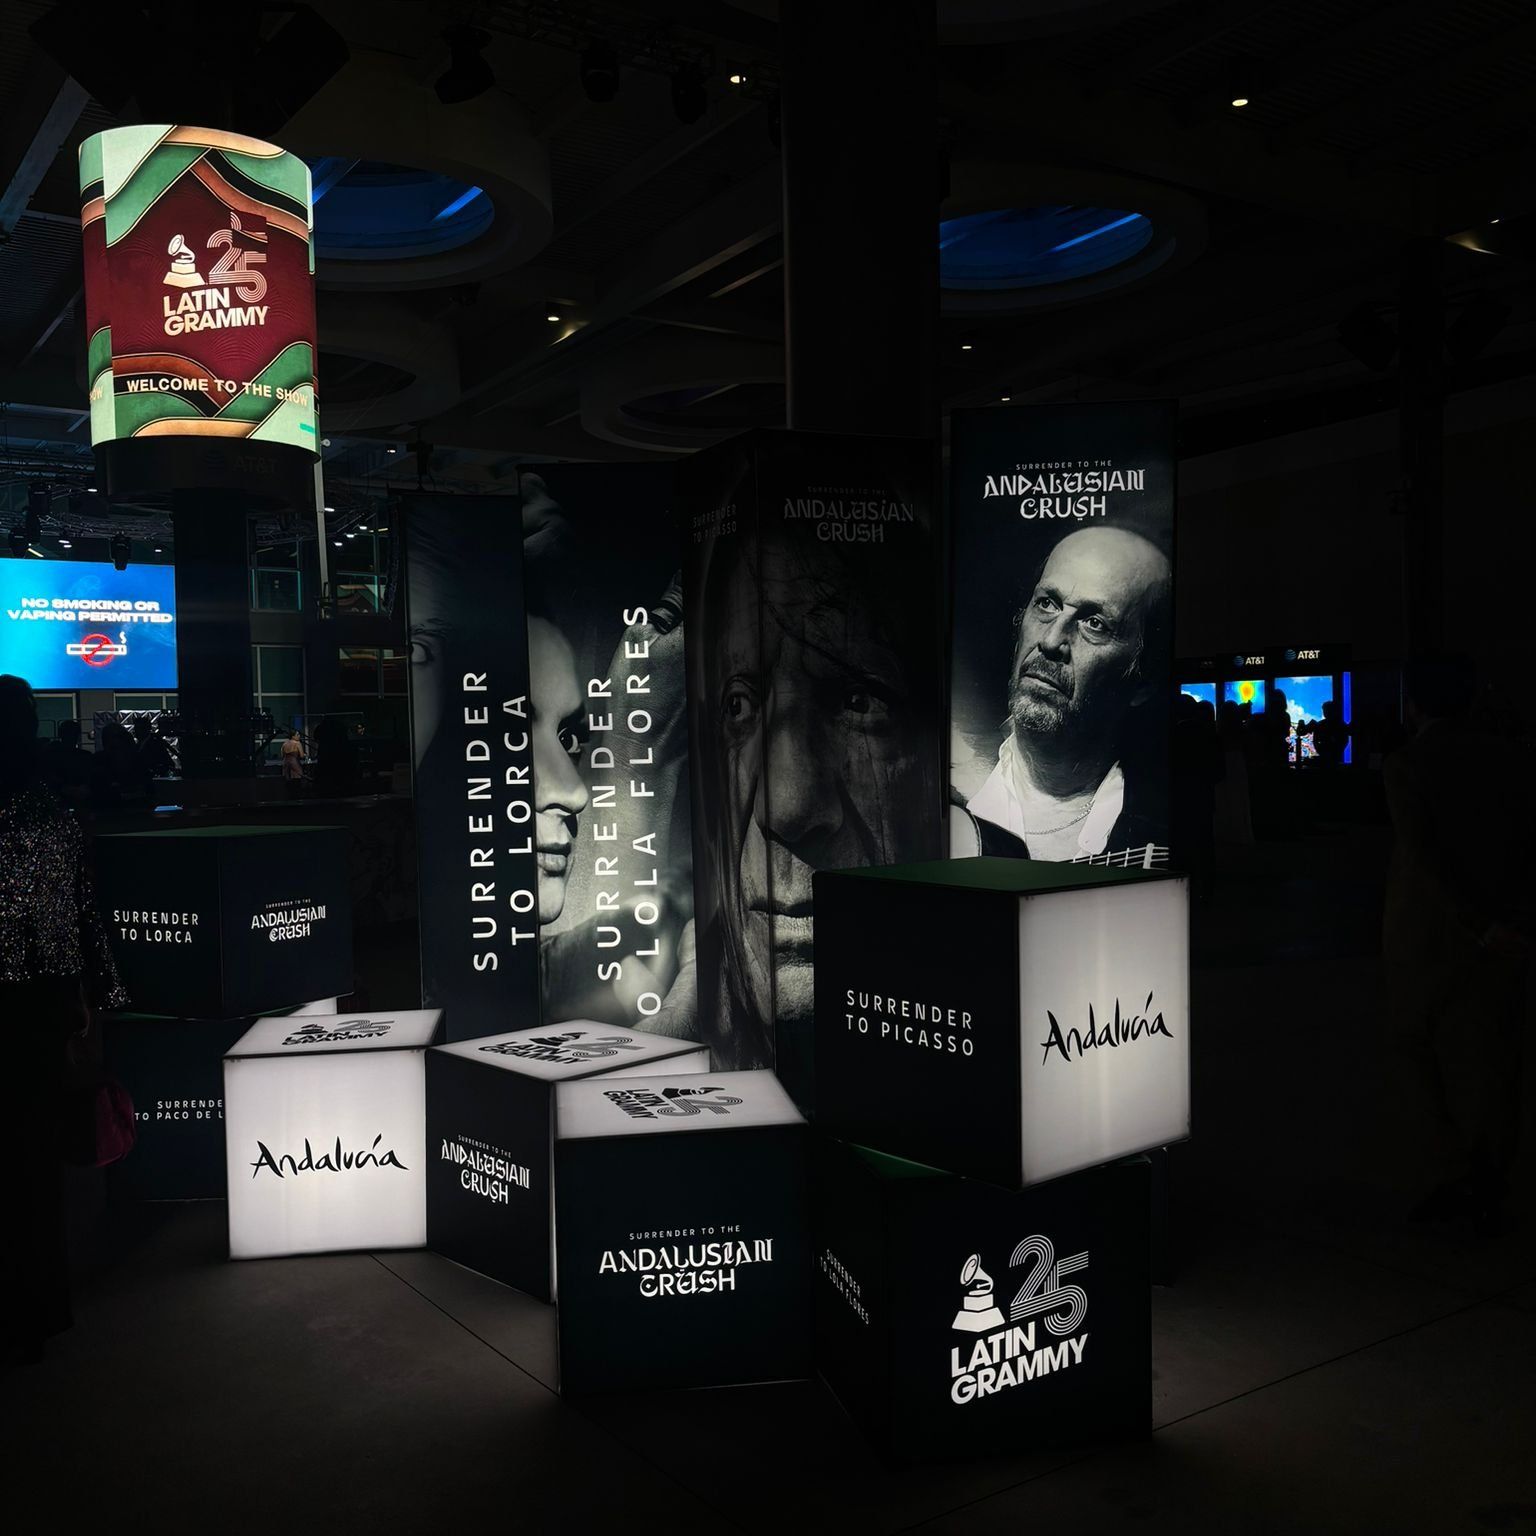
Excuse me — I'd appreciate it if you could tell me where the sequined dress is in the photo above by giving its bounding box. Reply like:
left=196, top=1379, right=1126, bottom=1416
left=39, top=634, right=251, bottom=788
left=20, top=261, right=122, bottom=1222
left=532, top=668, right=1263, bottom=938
left=0, top=785, right=127, bottom=1007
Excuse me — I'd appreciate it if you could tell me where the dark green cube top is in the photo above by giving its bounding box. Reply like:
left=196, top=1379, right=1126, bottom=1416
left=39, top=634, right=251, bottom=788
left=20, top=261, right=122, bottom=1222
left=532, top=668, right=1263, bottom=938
left=102, top=825, right=342, bottom=840
left=818, top=855, right=1177, bottom=897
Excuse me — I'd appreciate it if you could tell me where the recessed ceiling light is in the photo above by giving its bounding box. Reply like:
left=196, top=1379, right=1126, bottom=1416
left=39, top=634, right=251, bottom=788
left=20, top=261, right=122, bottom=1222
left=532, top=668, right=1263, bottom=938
left=999, top=396, right=1010, bottom=402
left=333, top=539, right=344, bottom=547
left=1490, top=217, right=1502, bottom=224
left=153, top=546, right=163, bottom=554
left=1230, top=97, right=1249, bottom=108
left=729, top=72, right=747, bottom=86
left=87, top=486, right=98, bottom=493
left=59, top=539, right=72, bottom=547
left=546, top=312, right=561, bottom=323
left=323, top=504, right=335, bottom=512
left=386, top=446, right=398, bottom=455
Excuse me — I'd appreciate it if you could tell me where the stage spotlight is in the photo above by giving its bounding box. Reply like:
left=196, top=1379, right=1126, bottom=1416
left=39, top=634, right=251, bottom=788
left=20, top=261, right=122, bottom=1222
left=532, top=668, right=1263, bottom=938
left=671, top=63, right=707, bottom=125
left=580, top=40, right=620, bottom=103
left=111, top=532, right=130, bottom=571
left=435, top=24, right=494, bottom=105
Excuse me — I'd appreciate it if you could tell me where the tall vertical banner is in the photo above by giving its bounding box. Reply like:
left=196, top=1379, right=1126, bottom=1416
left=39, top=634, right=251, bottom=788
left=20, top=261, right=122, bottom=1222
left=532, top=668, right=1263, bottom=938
left=516, top=464, right=696, bottom=1034
left=949, top=403, right=1177, bottom=869
left=679, top=430, right=943, bottom=1097
left=404, top=495, right=539, bottom=1041
left=79, top=125, right=318, bottom=502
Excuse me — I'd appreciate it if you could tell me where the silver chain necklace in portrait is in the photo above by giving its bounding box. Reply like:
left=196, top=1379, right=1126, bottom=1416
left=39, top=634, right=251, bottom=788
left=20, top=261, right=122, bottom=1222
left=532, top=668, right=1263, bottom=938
left=1021, top=805, right=1092, bottom=837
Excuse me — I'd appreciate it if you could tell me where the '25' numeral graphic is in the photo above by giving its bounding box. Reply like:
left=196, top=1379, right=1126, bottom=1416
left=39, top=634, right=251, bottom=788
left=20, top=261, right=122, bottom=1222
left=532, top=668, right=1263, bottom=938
left=206, top=213, right=267, bottom=304
left=1008, top=1235, right=1088, bottom=1336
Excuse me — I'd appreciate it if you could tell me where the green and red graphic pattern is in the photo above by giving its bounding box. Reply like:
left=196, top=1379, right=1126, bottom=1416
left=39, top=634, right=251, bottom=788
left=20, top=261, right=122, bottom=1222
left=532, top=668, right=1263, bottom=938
left=80, top=126, right=318, bottom=455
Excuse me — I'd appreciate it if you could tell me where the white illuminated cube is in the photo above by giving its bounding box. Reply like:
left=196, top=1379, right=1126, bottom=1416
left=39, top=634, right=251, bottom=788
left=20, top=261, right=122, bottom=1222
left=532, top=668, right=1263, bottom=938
left=813, top=858, right=1190, bottom=1188
left=223, top=1009, right=442, bottom=1259
left=426, top=1022, right=709, bottom=1301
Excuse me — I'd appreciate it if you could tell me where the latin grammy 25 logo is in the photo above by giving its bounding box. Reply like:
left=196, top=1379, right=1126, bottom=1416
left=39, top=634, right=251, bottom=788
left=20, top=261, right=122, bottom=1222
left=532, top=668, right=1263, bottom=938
left=948, top=1235, right=1091, bottom=1405
left=282, top=1018, right=392, bottom=1047
left=161, top=213, right=269, bottom=337
left=604, top=1085, right=745, bottom=1121
left=479, top=1030, right=645, bottom=1065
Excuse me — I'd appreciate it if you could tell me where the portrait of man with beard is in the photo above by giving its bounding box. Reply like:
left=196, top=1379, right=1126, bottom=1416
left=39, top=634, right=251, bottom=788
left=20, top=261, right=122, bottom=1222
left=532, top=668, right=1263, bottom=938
left=687, top=483, right=942, bottom=1085
left=953, top=525, right=1172, bottom=865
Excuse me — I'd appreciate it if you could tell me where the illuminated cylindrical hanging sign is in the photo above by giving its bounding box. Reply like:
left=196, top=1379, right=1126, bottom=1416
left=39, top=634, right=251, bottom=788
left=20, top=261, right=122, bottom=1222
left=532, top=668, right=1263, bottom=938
left=79, top=126, right=318, bottom=502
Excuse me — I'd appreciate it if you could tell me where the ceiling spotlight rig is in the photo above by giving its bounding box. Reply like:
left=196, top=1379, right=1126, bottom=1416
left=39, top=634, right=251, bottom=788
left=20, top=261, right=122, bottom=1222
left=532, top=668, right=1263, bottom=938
left=671, top=60, right=707, bottom=125
left=580, top=39, right=621, bottom=102
left=482, top=4, right=779, bottom=103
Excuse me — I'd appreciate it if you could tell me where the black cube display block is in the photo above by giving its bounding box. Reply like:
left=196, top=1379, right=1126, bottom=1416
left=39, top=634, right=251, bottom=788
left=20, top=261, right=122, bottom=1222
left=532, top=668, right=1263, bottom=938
left=554, top=1068, right=811, bottom=1395
left=426, top=1023, right=709, bottom=1301
left=815, top=1141, right=1150, bottom=1462
left=813, top=857, right=1189, bottom=1188
left=96, top=825, right=353, bottom=1019
left=104, top=1014, right=252, bottom=1200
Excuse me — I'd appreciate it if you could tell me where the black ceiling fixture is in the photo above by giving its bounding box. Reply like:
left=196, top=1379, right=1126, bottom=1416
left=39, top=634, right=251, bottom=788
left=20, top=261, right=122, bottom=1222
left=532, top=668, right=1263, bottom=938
left=580, top=40, right=621, bottom=103
left=435, top=24, right=495, bottom=105
left=671, top=62, right=707, bottom=125
left=26, top=482, right=48, bottom=543
left=7, top=528, right=28, bottom=557
left=110, top=532, right=130, bottom=571
left=28, top=2, right=348, bottom=136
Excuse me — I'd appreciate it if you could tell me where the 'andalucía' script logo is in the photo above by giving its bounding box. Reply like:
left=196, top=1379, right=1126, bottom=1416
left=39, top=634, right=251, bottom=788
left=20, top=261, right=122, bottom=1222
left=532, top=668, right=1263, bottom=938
left=249, top=1134, right=407, bottom=1179
left=1040, top=992, right=1173, bottom=1064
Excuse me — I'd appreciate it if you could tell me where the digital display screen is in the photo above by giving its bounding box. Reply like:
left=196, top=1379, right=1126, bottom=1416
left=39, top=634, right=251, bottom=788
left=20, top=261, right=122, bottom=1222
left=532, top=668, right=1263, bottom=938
left=1179, top=682, right=1217, bottom=707
left=80, top=126, right=318, bottom=455
left=0, top=560, right=177, bottom=689
left=1223, top=678, right=1265, bottom=713
left=1273, top=674, right=1331, bottom=762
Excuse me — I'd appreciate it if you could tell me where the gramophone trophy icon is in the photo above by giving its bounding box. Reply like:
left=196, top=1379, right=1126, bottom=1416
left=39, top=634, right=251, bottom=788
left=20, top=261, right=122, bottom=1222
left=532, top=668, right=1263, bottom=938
left=163, top=233, right=203, bottom=288
left=952, top=1253, right=1006, bottom=1333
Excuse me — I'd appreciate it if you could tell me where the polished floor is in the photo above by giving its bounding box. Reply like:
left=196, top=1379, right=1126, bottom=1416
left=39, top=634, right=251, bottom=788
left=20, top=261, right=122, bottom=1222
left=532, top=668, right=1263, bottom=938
left=4, top=830, right=1534, bottom=1534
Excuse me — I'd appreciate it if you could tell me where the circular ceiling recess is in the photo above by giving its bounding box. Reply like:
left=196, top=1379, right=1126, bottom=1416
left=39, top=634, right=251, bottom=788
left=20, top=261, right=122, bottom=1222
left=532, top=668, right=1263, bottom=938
left=310, top=160, right=495, bottom=261
left=939, top=205, right=1154, bottom=291
left=280, top=49, right=552, bottom=290
left=941, top=163, right=1205, bottom=316
left=581, top=334, right=784, bottom=453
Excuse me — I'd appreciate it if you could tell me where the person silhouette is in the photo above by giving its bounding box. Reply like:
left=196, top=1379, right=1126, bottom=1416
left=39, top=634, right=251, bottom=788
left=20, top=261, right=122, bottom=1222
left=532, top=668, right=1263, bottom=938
left=1383, top=656, right=1531, bottom=1233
